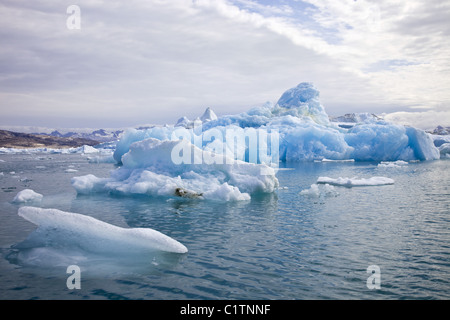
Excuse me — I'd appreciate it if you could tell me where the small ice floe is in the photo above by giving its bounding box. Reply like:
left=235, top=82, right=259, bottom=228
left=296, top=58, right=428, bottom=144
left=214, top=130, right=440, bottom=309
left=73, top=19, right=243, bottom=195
left=65, top=168, right=79, bottom=173
left=320, top=158, right=355, bottom=163
left=300, top=183, right=338, bottom=198
left=87, top=154, right=116, bottom=163
left=80, top=145, right=99, bottom=154
left=17, top=206, right=187, bottom=254
left=13, top=189, right=43, bottom=203
left=317, top=176, right=394, bottom=187
left=377, top=160, right=409, bottom=168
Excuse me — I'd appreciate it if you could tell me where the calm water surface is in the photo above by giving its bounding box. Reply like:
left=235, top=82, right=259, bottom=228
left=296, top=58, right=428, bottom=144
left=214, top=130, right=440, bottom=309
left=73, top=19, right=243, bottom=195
left=0, top=153, right=449, bottom=299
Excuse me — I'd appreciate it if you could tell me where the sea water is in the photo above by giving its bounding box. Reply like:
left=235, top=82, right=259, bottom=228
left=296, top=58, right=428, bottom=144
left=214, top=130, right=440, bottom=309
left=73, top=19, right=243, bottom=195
left=0, top=153, right=449, bottom=300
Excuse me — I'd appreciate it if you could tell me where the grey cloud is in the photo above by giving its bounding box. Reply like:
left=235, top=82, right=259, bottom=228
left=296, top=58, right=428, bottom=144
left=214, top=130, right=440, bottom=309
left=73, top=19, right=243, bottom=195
left=1, top=0, right=448, bottom=129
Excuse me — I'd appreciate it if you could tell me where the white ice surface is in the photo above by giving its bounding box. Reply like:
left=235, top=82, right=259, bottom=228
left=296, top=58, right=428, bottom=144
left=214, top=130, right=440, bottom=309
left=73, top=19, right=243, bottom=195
left=73, top=138, right=279, bottom=201
left=317, top=176, right=394, bottom=187
left=18, top=206, right=188, bottom=254
left=13, top=189, right=43, bottom=203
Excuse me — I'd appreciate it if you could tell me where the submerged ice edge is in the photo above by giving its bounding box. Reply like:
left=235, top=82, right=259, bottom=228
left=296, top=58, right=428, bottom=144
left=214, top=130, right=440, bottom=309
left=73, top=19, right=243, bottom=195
left=17, top=206, right=188, bottom=254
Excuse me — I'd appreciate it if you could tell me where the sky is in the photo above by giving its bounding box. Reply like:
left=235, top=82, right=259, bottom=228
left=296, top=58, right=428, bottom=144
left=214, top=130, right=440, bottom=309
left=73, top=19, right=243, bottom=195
left=0, top=0, right=449, bottom=130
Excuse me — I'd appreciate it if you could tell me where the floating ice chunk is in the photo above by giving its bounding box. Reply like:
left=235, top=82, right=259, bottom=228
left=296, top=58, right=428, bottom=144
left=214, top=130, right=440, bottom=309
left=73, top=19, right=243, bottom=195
left=321, top=158, right=355, bottom=162
left=18, top=206, right=188, bottom=254
left=317, top=176, right=394, bottom=187
left=74, top=138, right=278, bottom=201
left=79, top=145, right=99, bottom=154
left=87, top=154, right=116, bottom=163
left=71, top=174, right=111, bottom=194
left=300, top=183, right=339, bottom=197
left=322, top=183, right=339, bottom=196
left=65, top=168, right=78, bottom=173
left=300, top=184, right=320, bottom=197
left=378, top=160, right=409, bottom=168
left=13, top=189, right=43, bottom=203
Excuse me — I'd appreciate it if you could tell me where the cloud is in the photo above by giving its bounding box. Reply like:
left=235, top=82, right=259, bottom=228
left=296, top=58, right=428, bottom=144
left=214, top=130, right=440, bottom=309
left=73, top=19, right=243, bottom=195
left=383, top=109, right=450, bottom=131
left=0, top=0, right=449, bottom=129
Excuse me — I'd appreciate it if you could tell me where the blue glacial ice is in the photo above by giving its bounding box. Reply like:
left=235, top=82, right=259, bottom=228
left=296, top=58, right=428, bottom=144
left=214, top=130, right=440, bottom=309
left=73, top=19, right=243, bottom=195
left=113, top=82, right=439, bottom=164
left=73, top=138, right=279, bottom=201
left=77, top=82, right=440, bottom=201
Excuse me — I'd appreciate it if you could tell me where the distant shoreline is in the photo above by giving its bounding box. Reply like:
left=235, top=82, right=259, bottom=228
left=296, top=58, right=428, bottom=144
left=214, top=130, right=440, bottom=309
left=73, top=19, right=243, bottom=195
left=0, top=129, right=99, bottom=149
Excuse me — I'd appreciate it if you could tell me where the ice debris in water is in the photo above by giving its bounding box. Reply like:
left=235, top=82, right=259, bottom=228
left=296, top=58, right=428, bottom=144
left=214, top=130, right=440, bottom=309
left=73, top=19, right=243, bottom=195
left=300, top=183, right=339, bottom=197
left=0, top=145, right=105, bottom=155
left=13, top=189, right=43, bottom=203
left=17, top=206, right=188, bottom=254
left=378, top=160, right=409, bottom=168
left=317, top=176, right=394, bottom=187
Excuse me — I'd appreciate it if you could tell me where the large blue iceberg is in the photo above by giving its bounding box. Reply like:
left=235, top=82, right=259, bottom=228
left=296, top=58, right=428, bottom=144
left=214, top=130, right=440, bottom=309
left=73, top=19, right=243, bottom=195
left=74, top=82, right=439, bottom=201
left=113, top=82, right=439, bottom=163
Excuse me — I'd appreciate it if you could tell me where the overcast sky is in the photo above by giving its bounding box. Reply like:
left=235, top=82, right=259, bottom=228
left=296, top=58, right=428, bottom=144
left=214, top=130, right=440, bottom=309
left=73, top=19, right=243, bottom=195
left=1, top=0, right=449, bottom=130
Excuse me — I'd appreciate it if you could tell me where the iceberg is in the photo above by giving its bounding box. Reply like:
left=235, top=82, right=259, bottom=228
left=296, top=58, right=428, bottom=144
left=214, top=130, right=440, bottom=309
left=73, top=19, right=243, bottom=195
left=73, top=138, right=279, bottom=201
left=13, top=189, right=43, bottom=203
left=317, top=176, right=394, bottom=187
left=111, top=82, right=439, bottom=165
left=82, top=82, right=441, bottom=202
left=17, top=206, right=188, bottom=254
